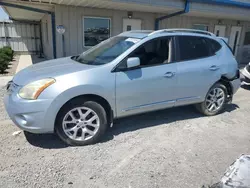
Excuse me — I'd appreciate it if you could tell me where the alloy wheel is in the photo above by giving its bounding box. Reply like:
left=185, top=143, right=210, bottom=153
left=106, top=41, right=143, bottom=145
left=205, top=87, right=225, bottom=112
left=62, top=107, right=100, bottom=141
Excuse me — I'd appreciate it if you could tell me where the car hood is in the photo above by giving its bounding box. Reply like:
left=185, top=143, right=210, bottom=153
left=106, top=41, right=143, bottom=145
left=13, top=57, right=95, bottom=86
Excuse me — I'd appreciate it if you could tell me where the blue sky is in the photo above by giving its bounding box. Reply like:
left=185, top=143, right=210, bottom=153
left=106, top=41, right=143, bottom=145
left=0, top=6, right=9, bottom=20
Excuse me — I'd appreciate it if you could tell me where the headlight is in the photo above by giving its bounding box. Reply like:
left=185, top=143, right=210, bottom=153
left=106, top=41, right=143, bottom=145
left=18, top=78, right=55, bottom=100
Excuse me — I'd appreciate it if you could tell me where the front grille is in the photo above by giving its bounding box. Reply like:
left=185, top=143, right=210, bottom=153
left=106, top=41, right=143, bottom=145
left=6, top=81, right=18, bottom=94
left=6, top=81, right=12, bottom=91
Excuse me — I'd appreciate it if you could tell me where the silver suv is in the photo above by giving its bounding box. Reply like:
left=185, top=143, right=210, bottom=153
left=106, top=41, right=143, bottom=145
left=4, top=29, right=241, bottom=146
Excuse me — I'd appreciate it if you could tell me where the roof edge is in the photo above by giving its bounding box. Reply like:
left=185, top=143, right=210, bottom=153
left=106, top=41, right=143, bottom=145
left=190, top=0, right=250, bottom=9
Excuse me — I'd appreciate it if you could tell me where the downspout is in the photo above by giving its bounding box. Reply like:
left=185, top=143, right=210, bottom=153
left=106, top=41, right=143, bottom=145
left=0, top=2, right=57, bottom=59
left=155, top=0, right=190, bottom=30
left=51, top=12, right=56, bottom=59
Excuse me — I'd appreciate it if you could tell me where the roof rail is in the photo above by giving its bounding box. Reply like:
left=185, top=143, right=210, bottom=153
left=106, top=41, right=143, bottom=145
left=149, top=29, right=216, bottom=37
left=120, top=30, right=153, bottom=34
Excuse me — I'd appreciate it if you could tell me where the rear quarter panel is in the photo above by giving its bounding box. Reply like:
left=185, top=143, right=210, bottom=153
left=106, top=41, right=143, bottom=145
left=217, top=40, right=238, bottom=79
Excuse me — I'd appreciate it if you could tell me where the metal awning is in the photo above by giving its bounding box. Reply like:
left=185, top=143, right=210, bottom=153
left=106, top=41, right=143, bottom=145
left=2, top=1, right=54, bottom=21
left=2, top=0, right=185, bottom=21
left=2, top=0, right=250, bottom=21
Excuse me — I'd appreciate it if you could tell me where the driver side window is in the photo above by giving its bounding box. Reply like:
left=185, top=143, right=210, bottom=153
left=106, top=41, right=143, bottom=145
left=129, top=37, right=173, bottom=67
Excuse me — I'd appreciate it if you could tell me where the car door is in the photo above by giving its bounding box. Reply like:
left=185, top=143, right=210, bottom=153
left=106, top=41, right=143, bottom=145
left=175, top=36, right=222, bottom=106
left=115, top=36, right=178, bottom=117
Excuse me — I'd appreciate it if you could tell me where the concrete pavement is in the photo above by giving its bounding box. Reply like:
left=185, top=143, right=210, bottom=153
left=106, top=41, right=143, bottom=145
left=0, top=76, right=13, bottom=87
left=16, top=55, right=33, bottom=73
left=0, top=54, right=43, bottom=87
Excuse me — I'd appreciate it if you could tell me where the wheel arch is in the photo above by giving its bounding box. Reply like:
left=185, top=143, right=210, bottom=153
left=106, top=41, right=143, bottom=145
left=55, top=94, right=114, bottom=130
left=205, top=77, right=233, bottom=100
left=218, top=76, right=233, bottom=96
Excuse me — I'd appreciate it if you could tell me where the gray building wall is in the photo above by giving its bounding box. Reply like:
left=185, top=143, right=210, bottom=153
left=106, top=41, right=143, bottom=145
left=159, top=15, right=250, bottom=62
left=54, top=5, right=156, bottom=58
left=190, top=3, right=250, bottom=20
left=44, top=4, right=250, bottom=63
left=41, top=14, right=53, bottom=59
left=0, top=21, right=40, bottom=53
left=240, top=22, right=250, bottom=63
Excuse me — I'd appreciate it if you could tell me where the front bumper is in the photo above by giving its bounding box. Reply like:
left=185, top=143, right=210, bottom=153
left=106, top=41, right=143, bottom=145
left=4, top=91, right=54, bottom=134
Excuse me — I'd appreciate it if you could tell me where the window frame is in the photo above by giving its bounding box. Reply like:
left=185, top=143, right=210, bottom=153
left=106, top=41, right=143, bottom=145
left=83, top=16, right=111, bottom=48
left=113, top=36, right=177, bottom=72
left=205, top=38, right=222, bottom=55
left=175, top=35, right=216, bottom=63
left=221, top=39, right=234, bottom=55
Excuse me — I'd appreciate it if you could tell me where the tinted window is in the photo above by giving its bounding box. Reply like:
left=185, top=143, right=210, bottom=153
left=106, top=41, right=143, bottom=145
left=205, top=38, right=222, bottom=54
left=128, top=37, right=172, bottom=67
left=178, top=36, right=210, bottom=61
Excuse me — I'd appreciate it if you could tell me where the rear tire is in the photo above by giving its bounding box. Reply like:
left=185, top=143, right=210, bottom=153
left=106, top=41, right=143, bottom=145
left=196, top=83, right=228, bottom=116
left=55, top=98, right=107, bottom=146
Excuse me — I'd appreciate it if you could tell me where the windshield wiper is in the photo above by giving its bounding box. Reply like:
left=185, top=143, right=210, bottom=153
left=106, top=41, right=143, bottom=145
left=71, top=55, right=79, bottom=61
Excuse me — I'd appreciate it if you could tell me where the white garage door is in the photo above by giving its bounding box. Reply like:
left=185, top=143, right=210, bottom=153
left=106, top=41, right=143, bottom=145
left=0, top=21, right=40, bottom=52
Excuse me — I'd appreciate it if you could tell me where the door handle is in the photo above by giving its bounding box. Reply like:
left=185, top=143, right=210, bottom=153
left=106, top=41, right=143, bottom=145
left=164, top=72, right=175, bottom=78
left=209, top=65, right=220, bottom=71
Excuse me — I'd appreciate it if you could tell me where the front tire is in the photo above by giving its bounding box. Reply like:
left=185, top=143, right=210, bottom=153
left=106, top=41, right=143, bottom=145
left=196, top=83, right=228, bottom=116
left=55, top=98, right=107, bottom=146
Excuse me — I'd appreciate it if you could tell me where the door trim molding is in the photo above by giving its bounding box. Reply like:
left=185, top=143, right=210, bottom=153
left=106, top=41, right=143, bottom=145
left=176, top=96, right=201, bottom=102
left=122, top=96, right=201, bottom=112
left=122, top=99, right=175, bottom=112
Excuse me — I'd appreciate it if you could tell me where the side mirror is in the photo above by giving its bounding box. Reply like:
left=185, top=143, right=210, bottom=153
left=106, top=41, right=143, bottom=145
left=127, top=57, right=140, bottom=69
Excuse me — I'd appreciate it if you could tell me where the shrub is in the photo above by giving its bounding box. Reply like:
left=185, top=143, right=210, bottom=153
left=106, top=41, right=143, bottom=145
left=1, top=46, right=14, bottom=61
left=0, top=46, right=13, bottom=73
left=0, top=55, right=9, bottom=73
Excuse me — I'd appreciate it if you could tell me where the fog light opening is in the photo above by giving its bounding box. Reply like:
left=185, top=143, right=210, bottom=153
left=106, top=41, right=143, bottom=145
left=15, top=115, right=28, bottom=126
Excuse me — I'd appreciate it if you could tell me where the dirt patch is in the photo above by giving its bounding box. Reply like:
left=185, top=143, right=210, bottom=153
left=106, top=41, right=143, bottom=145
left=0, top=55, right=20, bottom=77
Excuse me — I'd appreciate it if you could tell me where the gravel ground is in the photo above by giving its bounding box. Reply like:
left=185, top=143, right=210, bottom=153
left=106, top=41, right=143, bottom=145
left=0, top=86, right=10, bottom=121
left=0, top=86, right=250, bottom=188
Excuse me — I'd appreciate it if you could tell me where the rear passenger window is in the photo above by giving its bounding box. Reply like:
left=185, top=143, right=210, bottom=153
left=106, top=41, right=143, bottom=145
left=178, top=36, right=211, bottom=61
left=206, top=38, right=222, bottom=54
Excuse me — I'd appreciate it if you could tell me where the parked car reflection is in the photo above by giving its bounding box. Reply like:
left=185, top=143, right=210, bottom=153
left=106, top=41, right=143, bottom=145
left=241, top=62, right=250, bottom=85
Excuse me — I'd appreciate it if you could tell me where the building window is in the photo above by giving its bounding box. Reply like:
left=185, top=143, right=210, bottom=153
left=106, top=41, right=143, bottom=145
left=192, top=24, right=209, bottom=31
left=244, top=31, right=250, bottom=45
left=84, top=17, right=111, bottom=47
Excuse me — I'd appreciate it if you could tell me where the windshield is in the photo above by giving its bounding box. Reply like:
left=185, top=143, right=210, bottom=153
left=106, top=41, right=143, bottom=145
left=74, top=36, right=141, bottom=65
